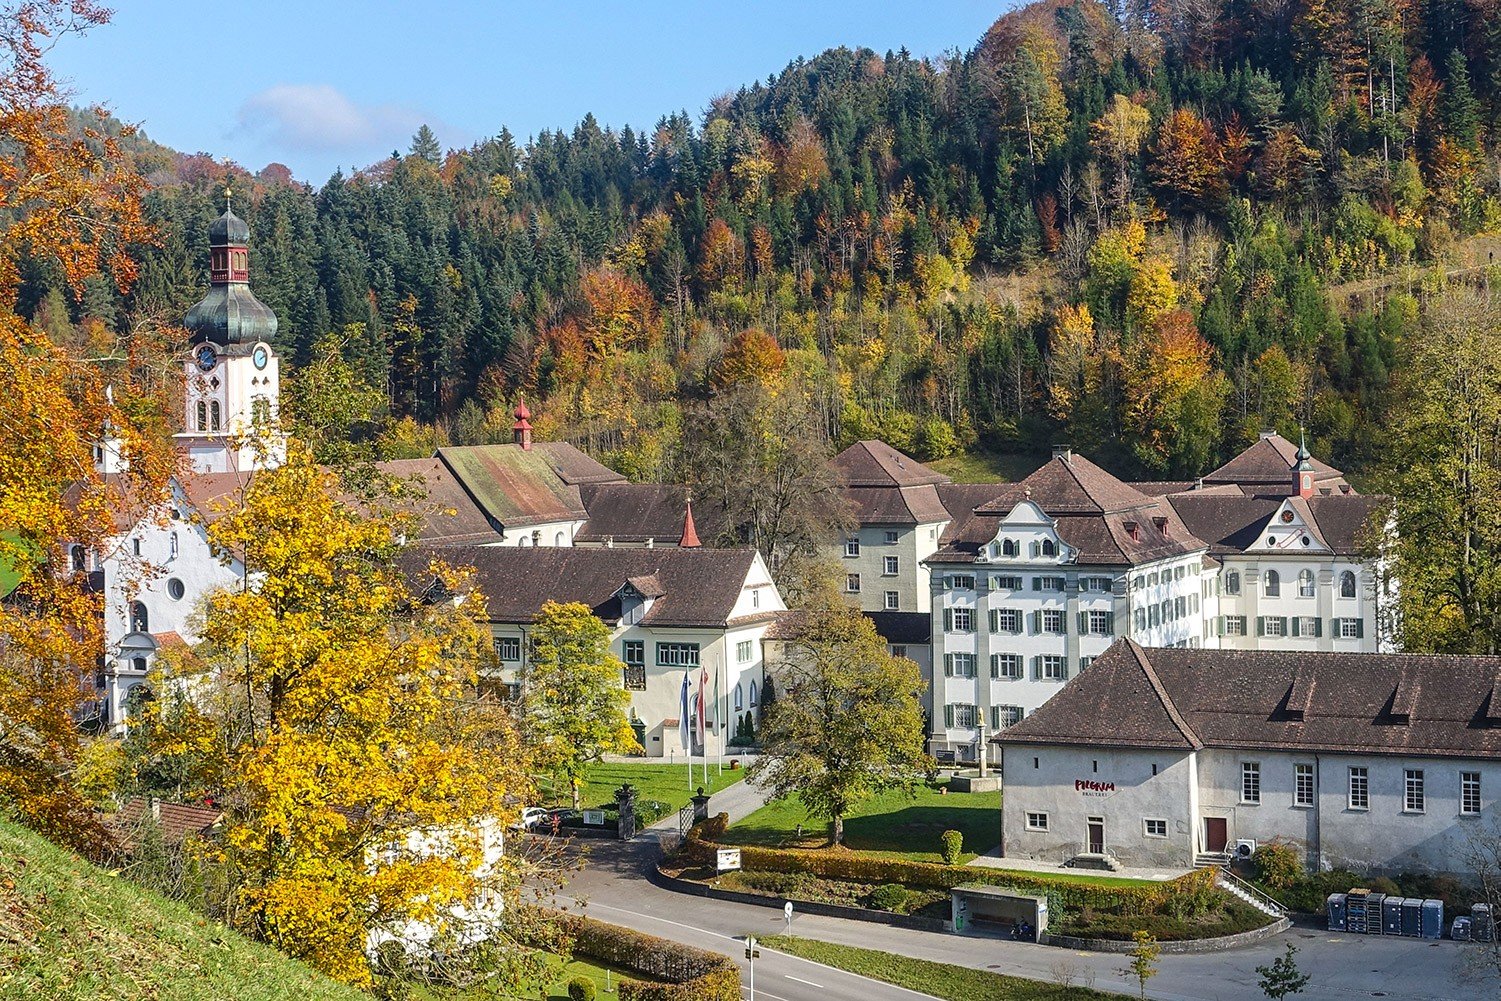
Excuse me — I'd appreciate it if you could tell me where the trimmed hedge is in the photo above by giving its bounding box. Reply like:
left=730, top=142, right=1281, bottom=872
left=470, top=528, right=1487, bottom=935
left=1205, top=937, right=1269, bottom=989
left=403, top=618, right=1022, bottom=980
left=687, top=814, right=1220, bottom=918
left=567, top=914, right=740, bottom=1001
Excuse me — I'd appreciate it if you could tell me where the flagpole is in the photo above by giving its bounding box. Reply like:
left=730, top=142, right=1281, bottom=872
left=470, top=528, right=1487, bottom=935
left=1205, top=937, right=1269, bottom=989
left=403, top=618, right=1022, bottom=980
left=717, top=652, right=724, bottom=776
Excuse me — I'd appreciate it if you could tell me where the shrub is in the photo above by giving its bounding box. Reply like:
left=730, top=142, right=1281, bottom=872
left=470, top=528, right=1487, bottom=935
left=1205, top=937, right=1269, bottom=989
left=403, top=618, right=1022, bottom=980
left=939, top=829, right=963, bottom=865
left=1252, top=842, right=1303, bottom=890
left=867, top=883, right=908, bottom=911
left=568, top=977, right=597, bottom=1001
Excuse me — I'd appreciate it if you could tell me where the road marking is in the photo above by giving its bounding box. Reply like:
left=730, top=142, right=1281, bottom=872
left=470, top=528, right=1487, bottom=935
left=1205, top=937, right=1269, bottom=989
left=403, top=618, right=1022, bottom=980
left=741, top=987, right=792, bottom=1001
left=758, top=945, right=944, bottom=1000
left=784, top=974, right=823, bottom=987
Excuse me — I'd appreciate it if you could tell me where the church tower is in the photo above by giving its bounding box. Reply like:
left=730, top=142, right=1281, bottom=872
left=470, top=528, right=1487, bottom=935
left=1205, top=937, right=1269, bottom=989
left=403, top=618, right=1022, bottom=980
left=176, top=193, right=284, bottom=473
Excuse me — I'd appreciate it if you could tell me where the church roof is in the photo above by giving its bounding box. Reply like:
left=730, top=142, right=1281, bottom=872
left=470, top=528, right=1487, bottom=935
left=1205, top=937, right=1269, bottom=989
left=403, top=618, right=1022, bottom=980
left=436, top=442, right=624, bottom=531
left=1203, top=433, right=1345, bottom=494
left=208, top=208, right=249, bottom=246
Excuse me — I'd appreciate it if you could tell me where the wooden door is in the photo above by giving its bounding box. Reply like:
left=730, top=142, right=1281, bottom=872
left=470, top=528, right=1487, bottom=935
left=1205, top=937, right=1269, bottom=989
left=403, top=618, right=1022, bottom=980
left=1087, top=818, right=1104, bottom=854
left=1204, top=817, right=1228, bottom=852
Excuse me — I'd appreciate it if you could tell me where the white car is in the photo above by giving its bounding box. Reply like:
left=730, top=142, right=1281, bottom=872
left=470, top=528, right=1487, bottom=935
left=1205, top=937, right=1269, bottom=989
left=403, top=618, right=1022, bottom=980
left=513, top=807, right=548, bottom=832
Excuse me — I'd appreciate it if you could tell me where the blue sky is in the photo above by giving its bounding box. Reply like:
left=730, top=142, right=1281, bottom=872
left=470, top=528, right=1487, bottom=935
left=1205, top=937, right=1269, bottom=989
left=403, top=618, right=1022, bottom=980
left=48, top=2, right=1004, bottom=185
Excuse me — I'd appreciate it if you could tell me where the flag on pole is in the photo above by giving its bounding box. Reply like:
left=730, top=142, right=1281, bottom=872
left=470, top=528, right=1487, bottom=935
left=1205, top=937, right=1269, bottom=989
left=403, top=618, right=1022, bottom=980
left=696, top=666, right=708, bottom=748
left=678, top=671, right=691, bottom=752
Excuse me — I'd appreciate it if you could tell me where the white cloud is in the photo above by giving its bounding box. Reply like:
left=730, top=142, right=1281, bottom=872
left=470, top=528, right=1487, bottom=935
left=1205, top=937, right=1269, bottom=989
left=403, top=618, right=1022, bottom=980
left=236, top=83, right=436, bottom=153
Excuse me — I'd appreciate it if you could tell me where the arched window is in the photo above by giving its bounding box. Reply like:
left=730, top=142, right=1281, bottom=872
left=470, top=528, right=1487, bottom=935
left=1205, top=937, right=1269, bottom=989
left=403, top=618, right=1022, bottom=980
left=169, top=532, right=179, bottom=560
left=749, top=681, right=759, bottom=708
left=209, top=400, right=222, bottom=431
left=125, top=683, right=153, bottom=717
left=1001, top=538, right=1017, bottom=557
left=1225, top=571, right=1241, bottom=595
left=129, top=601, right=149, bottom=633
left=554, top=531, right=566, bottom=546
left=517, top=536, right=530, bottom=548
left=734, top=684, right=743, bottom=711
left=1340, top=571, right=1357, bottom=598
left=70, top=545, right=86, bottom=572
left=1264, top=570, right=1281, bottom=597
left=196, top=401, right=207, bottom=432
left=1298, top=569, right=1316, bottom=598
left=1041, top=539, right=1057, bottom=557
left=251, top=396, right=271, bottom=427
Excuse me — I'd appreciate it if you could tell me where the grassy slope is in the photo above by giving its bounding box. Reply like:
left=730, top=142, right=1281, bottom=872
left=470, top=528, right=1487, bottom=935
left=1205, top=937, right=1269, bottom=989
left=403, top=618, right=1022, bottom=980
left=719, top=783, right=1001, bottom=863
left=761, top=935, right=1126, bottom=1000
left=0, top=819, right=364, bottom=1001
left=927, top=450, right=1038, bottom=484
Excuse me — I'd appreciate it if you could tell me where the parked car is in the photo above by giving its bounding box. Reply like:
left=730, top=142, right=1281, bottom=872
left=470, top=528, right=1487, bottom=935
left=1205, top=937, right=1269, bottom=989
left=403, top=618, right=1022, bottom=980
left=511, top=807, right=548, bottom=832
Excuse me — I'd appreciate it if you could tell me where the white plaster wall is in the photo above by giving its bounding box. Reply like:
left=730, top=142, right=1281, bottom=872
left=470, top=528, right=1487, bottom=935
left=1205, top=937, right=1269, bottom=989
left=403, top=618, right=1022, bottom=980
left=833, top=521, right=945, bottom=614
left=1216, top=558, right=1377, bottom=653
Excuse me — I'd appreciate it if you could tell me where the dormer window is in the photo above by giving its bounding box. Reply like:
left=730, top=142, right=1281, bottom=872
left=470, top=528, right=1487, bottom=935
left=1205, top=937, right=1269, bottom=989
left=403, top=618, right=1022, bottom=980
left=1041, top=539, right=1057, bottom=557
left=1001, top=538, right=1018, bottom=557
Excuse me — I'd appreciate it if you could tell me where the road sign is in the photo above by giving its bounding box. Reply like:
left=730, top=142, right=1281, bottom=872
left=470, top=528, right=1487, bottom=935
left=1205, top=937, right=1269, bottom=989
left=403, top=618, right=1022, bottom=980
left=716, top=848, right=742, bottom=872
left=784, top=900, right=794, bottom=934
left=583, top=809, right=605, bottom=826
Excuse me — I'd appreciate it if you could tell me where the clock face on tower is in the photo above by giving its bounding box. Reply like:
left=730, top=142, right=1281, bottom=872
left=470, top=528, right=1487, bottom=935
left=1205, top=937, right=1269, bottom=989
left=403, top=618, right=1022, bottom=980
left=195, top=344, right=218, bottom=372
left=252, top=344, right=268, bottom=370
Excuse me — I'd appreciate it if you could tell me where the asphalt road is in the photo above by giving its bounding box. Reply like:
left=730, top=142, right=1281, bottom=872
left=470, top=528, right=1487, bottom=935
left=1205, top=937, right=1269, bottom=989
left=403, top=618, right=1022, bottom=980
left=560, top=833, right=1490, bottom=1001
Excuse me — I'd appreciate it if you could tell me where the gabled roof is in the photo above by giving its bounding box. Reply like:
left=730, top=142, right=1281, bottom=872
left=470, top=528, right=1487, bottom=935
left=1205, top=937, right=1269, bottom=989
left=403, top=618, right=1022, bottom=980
left=361, top=457, right=500, bottom=544
left=575, top=482, right=724, bottom=545
left=405, top=545, right=775, bottom=629
left=436, top=442, right=625, bottom=531
left=110, top=797, right=222, bottom=846
left=1204, top=433, right=1345, bottom=493
left=1164, top=491, right=1381, bottom=557
left=1000, top=641, right=1501, bottom=760
left=833, top=441, right=950, bottom=488
left=976, top=452, right=1155, bottom=516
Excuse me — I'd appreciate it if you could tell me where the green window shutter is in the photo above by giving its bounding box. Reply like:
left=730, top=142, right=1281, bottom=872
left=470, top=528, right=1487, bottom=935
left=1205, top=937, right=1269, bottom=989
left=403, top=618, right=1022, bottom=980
left=988, top=609, right=998, bottom=633
left=943, top=608, right=952, bottom=631
left=943, top=654, right=954, bottom=677
left=1314, top=617, right=1324, bottom=638
left=1217, top=616, right=1225, bottom=637
left=1356, top=618, right=1365, bottom=639
left=1291, top=617, right=1301, bottom=637
left=1279, top=616, right=1289, bottom=635
left=1077, top=611, right=1087, bottom=635
left=989, top=654, right=999, bottom=679
left=1256, top=616, right=1266, bottom=637
left=944, top=704, right=954, bottom=728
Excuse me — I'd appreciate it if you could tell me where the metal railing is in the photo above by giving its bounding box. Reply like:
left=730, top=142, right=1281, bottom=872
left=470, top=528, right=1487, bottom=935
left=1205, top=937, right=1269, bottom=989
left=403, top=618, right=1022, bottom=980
left=1216, top=866, right=1289, bottom=915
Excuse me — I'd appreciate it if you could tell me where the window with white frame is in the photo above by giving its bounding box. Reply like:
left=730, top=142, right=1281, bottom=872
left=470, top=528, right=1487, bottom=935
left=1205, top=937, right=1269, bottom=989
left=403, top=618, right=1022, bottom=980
left=991, top=653, right=1023, bottom=679
left=991, top=705, right=1024, bottom=729
left=883, top=555, right=899, bottom=576
left=1032, top=575, right=1065, bottom=592
left=1405, top=769, right=1425, bottom=812
left=1337, top=617, right=1363, bottom=639
left=845, top=573, right=861, bottom=593
left=1298, top=569, right=1316, bottom=597
left=1292, top=616, right=1321, bottom=637
left=991, top=608, right=1023, bottom=633
left=1001, top=538, right=1018, bottom=557
left=1082, top=576, right=1114, bottom=593
left=948, top=703, right=977, bottom=728
left=1260, top=616, right=1287, bottom=637
left=1037, top=655, right=1067, bottom=681
left=1265, top=570, right=1281, bottom=597
left=656, top=642, right=700, bottom=667
left=884, top=591, right=900, bottom=610
left=1295, top=763, right=1314, bottom=807
left=1079, top=655, right=1095, bottom=671
left=1224, top=615, right=1247, bottom=636
left=493, top=636, right=522, bottom=662
left=946, top=607, right=973, bottom=632
left=884, top=529, right=899, bottom=544
left=736, top=640, right=753, bottom=663
left=949, top=574, right=976, bottom=590
left=844, top=537, right=860, bottom=558
left=990, top=574, right=1022, bottom=590
left=1462, top=772, right=1481, bottom=816
left=1144, top=818, right=1168, bottom=838
left=1349, top=766, right=1369, bottom=809
left=1241, top=761, right=1261, bottom=804
left=1086, top=609, right=1114, bottom=635
left=1026, top=812, right=1049, bottom=832
left=1040, top=609, right=1065, bottom=634
left=944, top=653, right=977, bottom=678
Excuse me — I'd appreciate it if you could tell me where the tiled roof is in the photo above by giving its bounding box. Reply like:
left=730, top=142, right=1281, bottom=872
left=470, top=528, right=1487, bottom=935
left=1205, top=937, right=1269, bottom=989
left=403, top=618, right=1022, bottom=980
left=833, top=441, right=950, bottom=487
left=844, top=484, right=952, bottom=525
left=575, top=483, right=725, bottom=545
left=1164, top=491, right=1382, bottom=557
left=999, top=640, right=1501, bottom=760
left=110, top=797, right=222, bottom=845
left=436, top=442, right=624, bottom=530
left=976, top=453, right=1156, bottom=516
left=405, top=545, right=770, bottom=628
left=360, top=457, right=499, bottom=544
left=865, top=611, right=933, bottom=646
left=1204, top=433, right=1345, bottom=492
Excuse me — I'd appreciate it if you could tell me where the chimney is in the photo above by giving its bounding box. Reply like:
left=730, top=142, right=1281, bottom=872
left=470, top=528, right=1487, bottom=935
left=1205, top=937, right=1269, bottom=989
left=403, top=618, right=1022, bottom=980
left=645, top=537, right=655, bottom=549
left=149, top=796, right=161, bottom=822
left=512, top=399, right=533, bottom=451
left=1051, top=444, right=1073, bottom=464
left=1124, top=520, right=1141, bottom=542
left=1260, top=429, right=1277, bottom=440
left=1194, top=477, right=1205, bottom=491
left=1152, top=516, right=1169, bottom=538
left=680, top=494, right=702, bottom=548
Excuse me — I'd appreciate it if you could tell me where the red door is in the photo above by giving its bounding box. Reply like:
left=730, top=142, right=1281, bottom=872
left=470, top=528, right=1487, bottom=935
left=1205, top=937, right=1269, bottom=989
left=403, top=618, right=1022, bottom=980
left=1204, top=817, right=1228, bottom=852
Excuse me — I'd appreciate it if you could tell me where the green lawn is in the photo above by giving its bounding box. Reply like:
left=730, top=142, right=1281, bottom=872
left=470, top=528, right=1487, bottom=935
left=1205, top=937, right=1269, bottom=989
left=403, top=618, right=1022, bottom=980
left=761, top=935, right=1125, bottom=1000
left=719, top=782, right=1001, bottom=863
left=541, top=762, right=745, bottom=824
left=927, top=450, right=1037, bottom=484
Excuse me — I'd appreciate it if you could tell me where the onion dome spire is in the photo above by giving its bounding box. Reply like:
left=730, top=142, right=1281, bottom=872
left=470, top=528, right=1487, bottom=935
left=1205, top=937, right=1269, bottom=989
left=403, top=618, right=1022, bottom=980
left=184, top=189, right=278, bottom=346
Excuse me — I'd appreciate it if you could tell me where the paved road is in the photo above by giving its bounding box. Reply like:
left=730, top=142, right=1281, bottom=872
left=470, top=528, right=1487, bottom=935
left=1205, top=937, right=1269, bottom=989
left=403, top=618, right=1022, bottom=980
left=560, top=786, right=1488, bottom=1001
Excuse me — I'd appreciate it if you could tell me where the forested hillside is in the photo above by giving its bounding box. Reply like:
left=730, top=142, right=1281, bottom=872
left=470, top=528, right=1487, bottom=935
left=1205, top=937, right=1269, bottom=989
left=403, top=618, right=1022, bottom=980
left=22, top=0, right=1501, bottom=481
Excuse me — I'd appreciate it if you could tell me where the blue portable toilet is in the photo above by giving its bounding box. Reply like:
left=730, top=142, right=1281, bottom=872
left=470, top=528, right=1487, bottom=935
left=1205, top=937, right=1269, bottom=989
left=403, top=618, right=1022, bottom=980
left=1473, top=903, right=1495, bottom=943
left=1366, top=893, right=1387, bottom=933
left=1402, top=897, right=1423, bottom=937
left=1382, top=896, right=1405, bottom=935
left=1327, top=893, right=1347, bottom=931
left=1421, top=899, right=1444, bottom=939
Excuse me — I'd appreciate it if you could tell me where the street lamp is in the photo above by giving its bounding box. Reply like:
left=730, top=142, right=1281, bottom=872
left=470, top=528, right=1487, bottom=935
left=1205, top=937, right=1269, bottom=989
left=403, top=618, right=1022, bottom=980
left=744, top=935, right=761, bottom=1000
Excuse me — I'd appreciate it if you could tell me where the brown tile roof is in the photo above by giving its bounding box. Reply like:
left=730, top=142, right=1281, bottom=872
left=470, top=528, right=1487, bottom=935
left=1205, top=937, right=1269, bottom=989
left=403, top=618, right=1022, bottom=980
left=110, top=797, right=222, bottom=846
left=1164, top=491, right=1383, bottom=557
left=1204, top=433, right=1345, bottom=493
left=575, top=483, right=726, bottom=545
left=179, top=470, right=256, bottom=525
left=833, top=441, right=950, bottom=487
left=976, top=452, right=1156, bottom=516
left=361, top=457, right=500, bottom=544
left=436, top=442, right=624, bottom=531
left=405, top=545, right=768, bottom=628
left=843, top=483, right=953, bottom=525
left=999, top=640, right=1501, bottom=760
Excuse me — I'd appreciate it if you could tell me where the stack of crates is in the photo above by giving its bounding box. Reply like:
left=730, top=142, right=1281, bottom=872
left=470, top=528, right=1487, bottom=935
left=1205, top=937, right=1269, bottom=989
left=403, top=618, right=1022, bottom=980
left=1382, top=896, right=1405, bottom=935
left=1366, top=893, right=1387, bottom=934
left=1347, top=889, right=1371, bottom=933
left=1327, top=893, right=1347, bottom=931
left=1473, top=903, right=1495, bottom=943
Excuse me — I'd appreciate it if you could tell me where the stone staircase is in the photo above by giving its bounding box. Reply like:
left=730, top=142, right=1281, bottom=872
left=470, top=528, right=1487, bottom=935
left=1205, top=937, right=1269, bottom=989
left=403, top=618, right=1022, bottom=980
left=1065, top=852, right=1123, bottom=873
left=1194, top=851, right=1232, bottom=869
left=1215, top=869, right=1289, bottom=920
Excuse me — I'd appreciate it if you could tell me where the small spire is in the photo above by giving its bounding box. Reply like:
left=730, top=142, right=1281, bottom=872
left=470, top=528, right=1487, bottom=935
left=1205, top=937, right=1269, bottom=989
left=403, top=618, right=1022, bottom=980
left=225, top=186, right=232, bottom=213
left=512, top=396, right=533, bottom=450
left=680, top=492, right=701, bottom=548
left=1296, top=427, right=1311, bottom=463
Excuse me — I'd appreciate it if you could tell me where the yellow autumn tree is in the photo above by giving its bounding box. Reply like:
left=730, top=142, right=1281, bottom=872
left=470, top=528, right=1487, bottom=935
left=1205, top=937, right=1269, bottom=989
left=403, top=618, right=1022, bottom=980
left=176, top=443, right=539, bottom=987
left=0, top=0, right=167, bottom=853
left=1122, top=310, right=1228, bottom=474
left=1046, top=302, right=1098, bottom=421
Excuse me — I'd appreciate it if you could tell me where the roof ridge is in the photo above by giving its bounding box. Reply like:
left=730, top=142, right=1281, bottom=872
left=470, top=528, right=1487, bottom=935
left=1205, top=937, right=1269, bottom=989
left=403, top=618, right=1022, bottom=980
left=1124, top=640, right=1203, bottom=748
